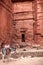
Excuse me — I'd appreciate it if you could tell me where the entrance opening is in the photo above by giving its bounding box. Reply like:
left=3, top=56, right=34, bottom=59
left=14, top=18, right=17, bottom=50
left=21, top=34, right=25, bottom=42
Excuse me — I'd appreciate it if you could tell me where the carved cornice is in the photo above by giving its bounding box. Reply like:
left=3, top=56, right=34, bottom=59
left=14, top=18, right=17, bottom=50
left=14, top=18, right=34, bottom=21
left=11, top=0, right=34, bottom=3
left=14, top=11, right=33, bottom=14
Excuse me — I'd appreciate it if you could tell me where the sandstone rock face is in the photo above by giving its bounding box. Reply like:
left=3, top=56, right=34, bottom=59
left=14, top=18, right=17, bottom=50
left=12, top=0, right=43, bottom=46
left=0, top=0, right=12, bottom=44
left=12, top=1, right=34, bottom=44
left=0, top=0, right=43, bottom=47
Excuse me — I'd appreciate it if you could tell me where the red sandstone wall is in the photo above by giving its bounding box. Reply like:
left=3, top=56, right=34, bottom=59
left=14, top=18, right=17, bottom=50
left=0, top=0, right=12, bottom=44
left=37, top=0, right=43, bottom=45
left=12, top=0, right=43, bottom=46
left=0, top=0, right=43, bottom=47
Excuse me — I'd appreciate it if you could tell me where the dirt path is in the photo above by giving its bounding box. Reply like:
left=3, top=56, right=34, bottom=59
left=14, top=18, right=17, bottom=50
left=0, top=57, right=43, bottom=65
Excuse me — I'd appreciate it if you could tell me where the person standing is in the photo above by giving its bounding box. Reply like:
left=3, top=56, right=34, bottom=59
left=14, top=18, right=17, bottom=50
left=1, top=42, right=6, bottom=62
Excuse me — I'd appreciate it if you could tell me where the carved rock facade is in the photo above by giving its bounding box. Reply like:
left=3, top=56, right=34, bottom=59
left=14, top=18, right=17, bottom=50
left=0, top=0, right=43, bottom=47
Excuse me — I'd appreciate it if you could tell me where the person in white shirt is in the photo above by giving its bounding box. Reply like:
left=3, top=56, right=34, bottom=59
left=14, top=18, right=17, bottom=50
left=1, top=43, right=11, bottom=62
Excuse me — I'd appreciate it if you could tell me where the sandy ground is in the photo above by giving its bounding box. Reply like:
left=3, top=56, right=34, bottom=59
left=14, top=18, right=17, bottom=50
left=0, top=48, right=43, bottom=65
left=0, top=57, right=43, bottom=65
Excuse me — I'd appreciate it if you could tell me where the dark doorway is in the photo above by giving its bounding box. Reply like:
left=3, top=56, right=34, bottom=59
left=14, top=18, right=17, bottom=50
left=21, top=34, right=25, bottom=42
